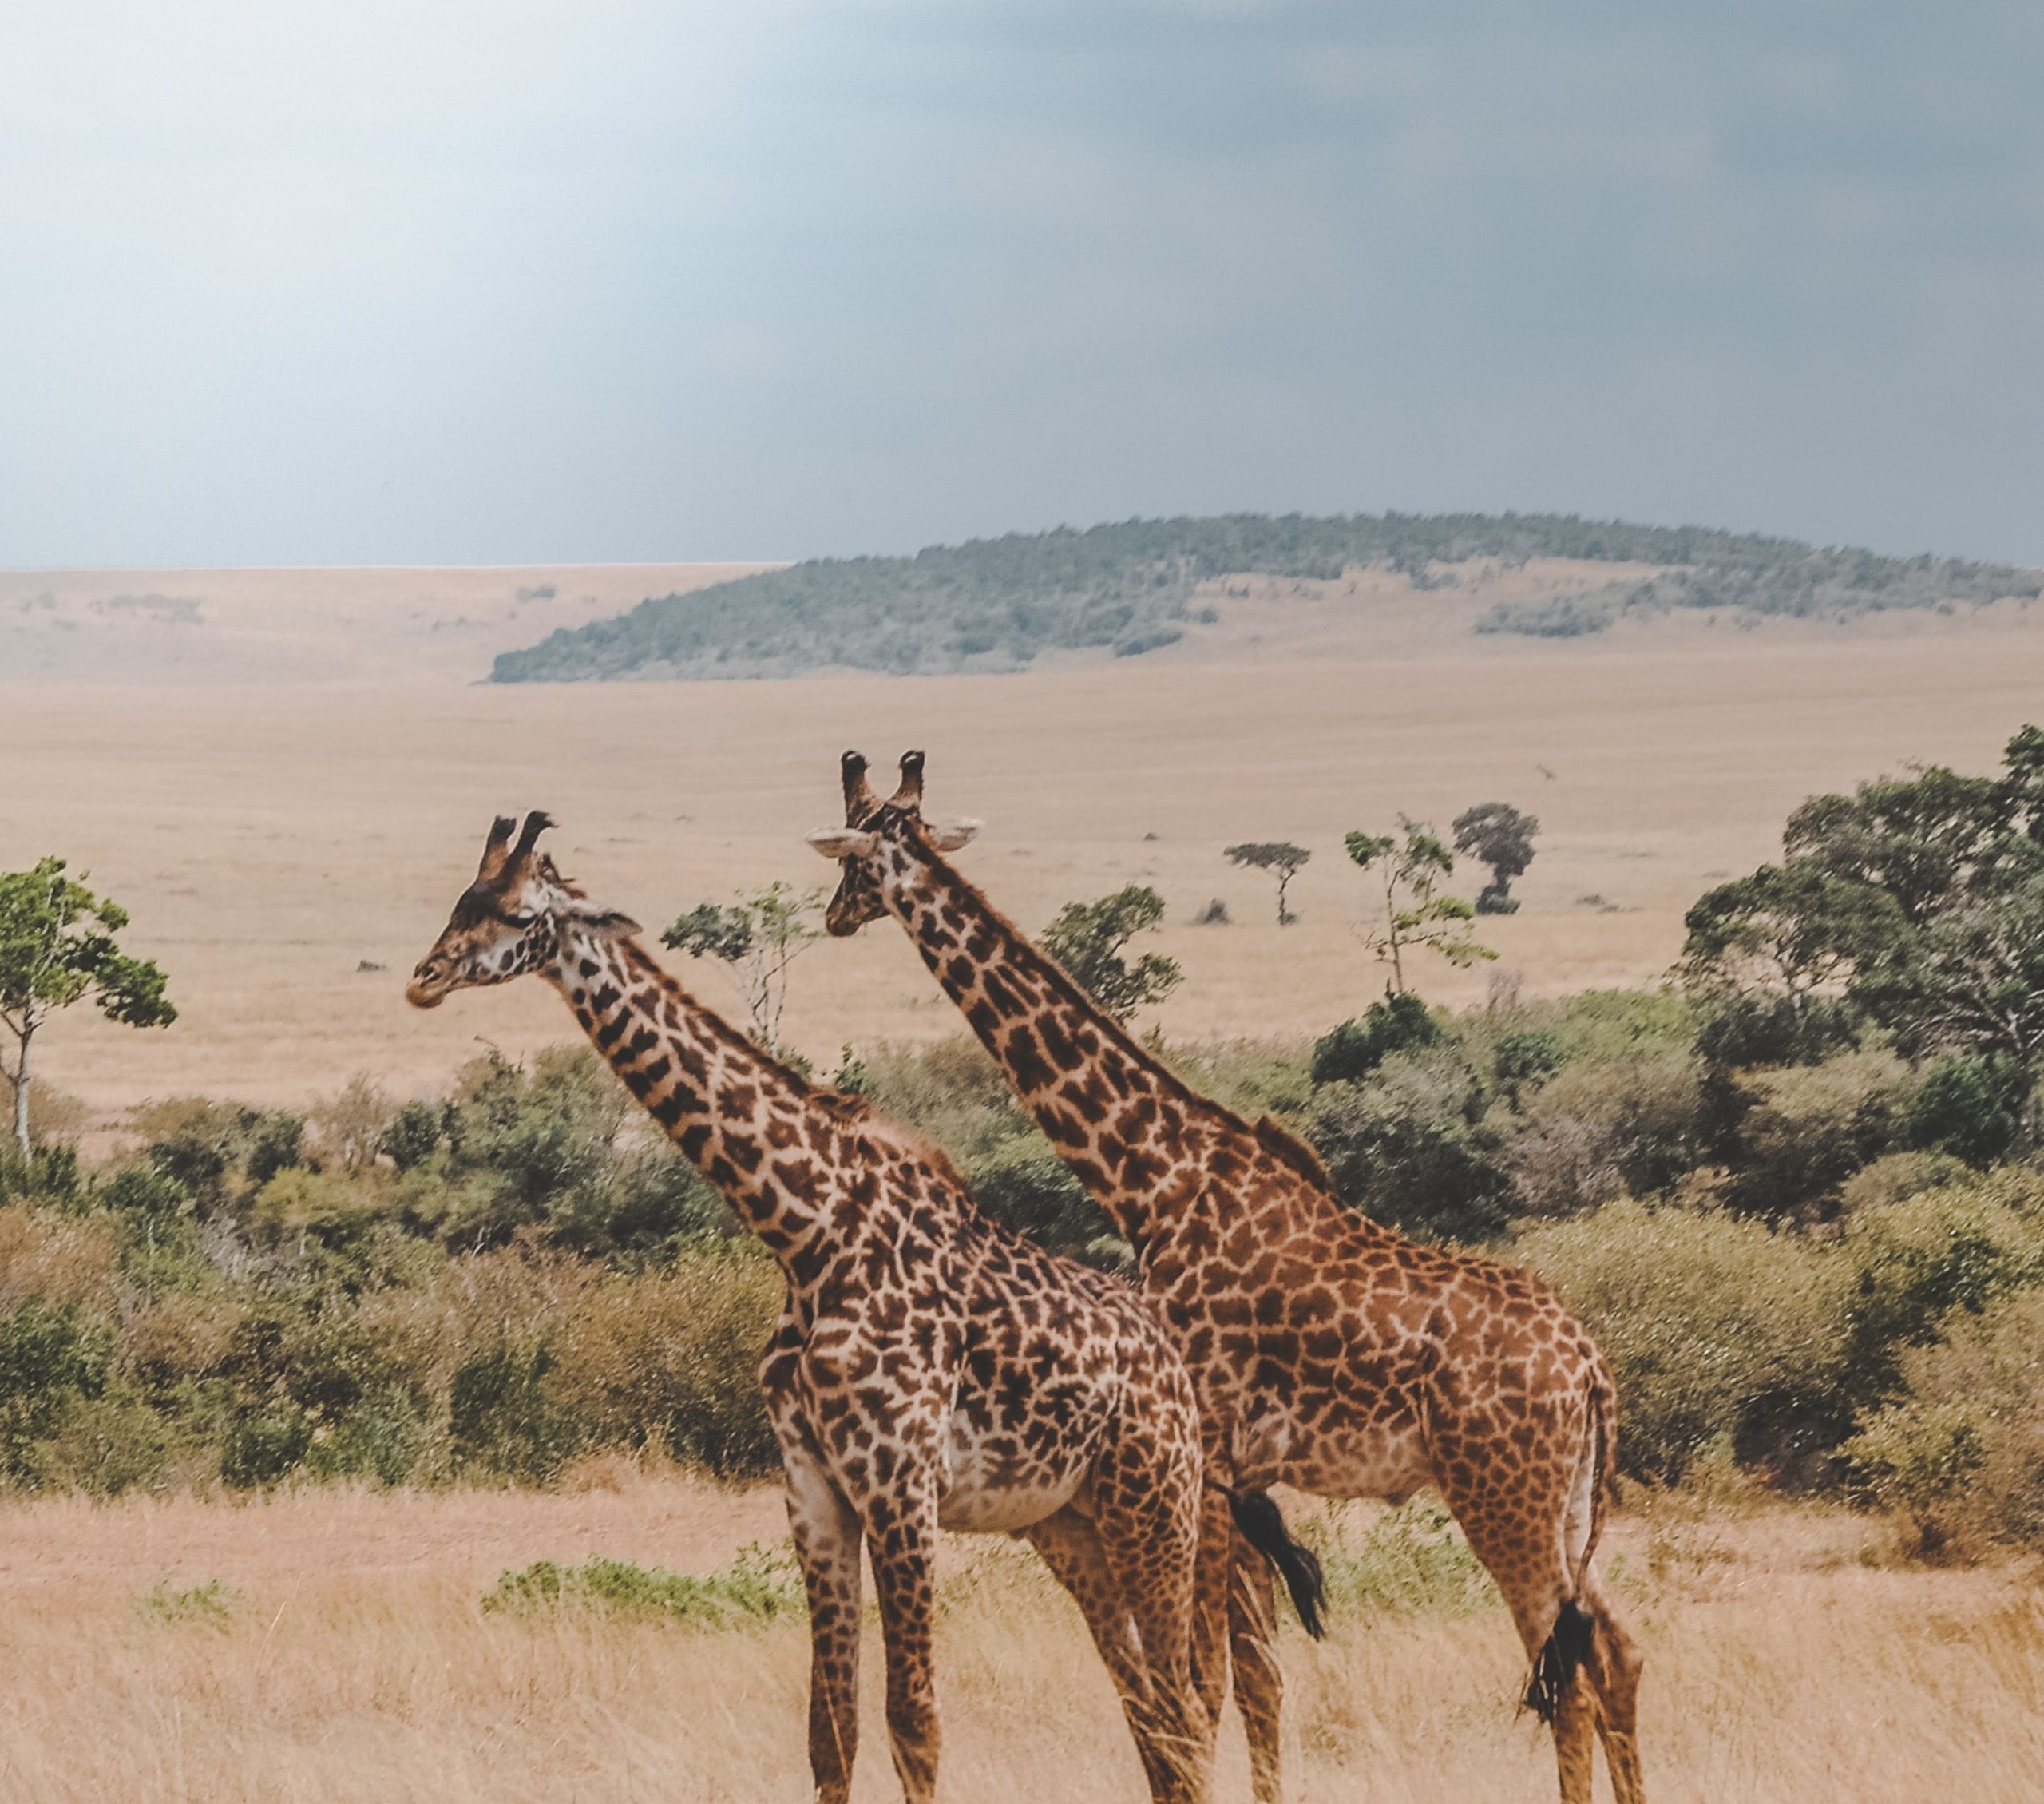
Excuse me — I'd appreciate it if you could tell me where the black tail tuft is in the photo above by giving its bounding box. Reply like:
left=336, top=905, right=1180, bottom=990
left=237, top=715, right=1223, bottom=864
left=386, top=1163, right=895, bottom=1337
left=1227, top=1487, right=1327, bottom=1640
left=1523, top=1599, right=1597, bottom=1725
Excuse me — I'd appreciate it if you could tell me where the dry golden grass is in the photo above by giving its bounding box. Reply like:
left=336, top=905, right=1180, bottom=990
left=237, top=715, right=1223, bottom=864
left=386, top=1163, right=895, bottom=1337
left=0, top=1473, right=2035, bottom=1802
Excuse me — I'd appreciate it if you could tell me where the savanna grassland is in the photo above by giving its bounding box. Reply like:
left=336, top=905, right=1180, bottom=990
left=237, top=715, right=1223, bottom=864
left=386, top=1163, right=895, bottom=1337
left=2, top=1474, right=2038, bottom=1804
left=6, top=559, right=2044, bottom=1803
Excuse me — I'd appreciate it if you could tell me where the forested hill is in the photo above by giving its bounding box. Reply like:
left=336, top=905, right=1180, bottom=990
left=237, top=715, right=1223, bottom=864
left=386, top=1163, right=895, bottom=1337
left=488, top=512, right=2042, bottom=682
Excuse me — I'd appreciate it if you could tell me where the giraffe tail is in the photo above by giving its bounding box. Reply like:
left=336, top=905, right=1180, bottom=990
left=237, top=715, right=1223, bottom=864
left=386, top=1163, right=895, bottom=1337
left=1226, top=1487, right=1327, bottom=1639
left=1523, top=1383, right=1611, bottom=1724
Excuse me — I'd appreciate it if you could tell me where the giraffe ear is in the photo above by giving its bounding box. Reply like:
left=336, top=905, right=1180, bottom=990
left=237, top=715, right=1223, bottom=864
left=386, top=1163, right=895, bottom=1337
left=925, top=817, right=983, bottom=854
left=806, top=828, right=878, bottom=860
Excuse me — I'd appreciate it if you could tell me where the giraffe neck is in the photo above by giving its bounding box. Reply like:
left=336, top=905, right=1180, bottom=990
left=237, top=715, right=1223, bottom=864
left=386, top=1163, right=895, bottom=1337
left=543, top=927, right=846, bottom=1271
left=872, top=839, right=1222, bottom=1249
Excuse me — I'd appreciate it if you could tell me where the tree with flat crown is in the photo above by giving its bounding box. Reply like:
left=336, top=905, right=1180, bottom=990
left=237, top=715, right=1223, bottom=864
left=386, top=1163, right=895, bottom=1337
left=1225, top=841, right=1311, bottom=926
left=0, top=857, right=176, bottom=1153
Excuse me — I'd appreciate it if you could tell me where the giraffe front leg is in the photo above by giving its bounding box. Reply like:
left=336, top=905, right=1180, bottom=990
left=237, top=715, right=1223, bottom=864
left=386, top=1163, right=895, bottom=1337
left=864, top=1486, right=944, bottom=1804
left=778, top=1422, right=866, bottom=1804
left=1190, top=1478, right=1235, bottom=1734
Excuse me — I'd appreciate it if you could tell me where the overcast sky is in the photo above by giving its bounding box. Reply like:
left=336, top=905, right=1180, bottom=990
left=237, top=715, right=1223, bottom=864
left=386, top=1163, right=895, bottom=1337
left=4, top=2, right=2040, bottom=569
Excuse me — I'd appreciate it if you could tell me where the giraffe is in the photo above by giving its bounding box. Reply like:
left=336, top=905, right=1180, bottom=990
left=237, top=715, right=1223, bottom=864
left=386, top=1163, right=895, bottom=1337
left=808, top=753, right=1647, bottom=1804
left=406, top=811, right=1219, bottom=1804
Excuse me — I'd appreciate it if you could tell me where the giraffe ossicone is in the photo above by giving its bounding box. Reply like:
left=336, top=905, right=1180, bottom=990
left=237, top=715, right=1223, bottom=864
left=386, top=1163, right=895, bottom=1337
left=409, top=810, right=1219, bottom=1804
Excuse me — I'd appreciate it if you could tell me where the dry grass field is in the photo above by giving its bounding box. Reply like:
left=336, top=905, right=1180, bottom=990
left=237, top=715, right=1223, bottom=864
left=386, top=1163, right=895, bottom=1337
left=4, top=563, right=2044, bottom=1116
left=0, top=1472, right=2035, bottom=1804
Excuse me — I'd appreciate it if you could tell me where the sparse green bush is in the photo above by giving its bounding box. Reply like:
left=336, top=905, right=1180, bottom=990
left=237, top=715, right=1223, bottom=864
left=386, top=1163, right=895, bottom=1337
left=1313, top=1502, right=1497, bottom=1619
left=137, top=1579, right=249, bottom=1627
left=1904, top=1057, right=2028, bottom=1168
left=963, top=1140, right=1113, bottom=1259
left=481, top=1544, right=799, bottom=1625
left=1718, top=1049, right=1912, bottom=1219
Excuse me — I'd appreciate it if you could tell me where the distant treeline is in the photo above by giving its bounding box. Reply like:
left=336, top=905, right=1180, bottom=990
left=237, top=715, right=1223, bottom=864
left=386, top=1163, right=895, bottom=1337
left=489, top=512, right=2042, bottom=680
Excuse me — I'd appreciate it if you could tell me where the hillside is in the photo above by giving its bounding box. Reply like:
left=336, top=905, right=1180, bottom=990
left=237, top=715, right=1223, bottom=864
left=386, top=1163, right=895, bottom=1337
left=489, top=512, right=2043, bottom=682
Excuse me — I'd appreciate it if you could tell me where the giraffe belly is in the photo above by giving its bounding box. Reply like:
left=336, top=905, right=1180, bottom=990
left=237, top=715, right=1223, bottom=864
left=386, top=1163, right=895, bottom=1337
left=933, top=1411, right=1095, bottom=1533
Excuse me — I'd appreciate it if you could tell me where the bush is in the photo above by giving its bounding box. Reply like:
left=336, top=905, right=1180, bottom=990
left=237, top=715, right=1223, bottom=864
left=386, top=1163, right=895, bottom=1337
left=1833, top=1177, right=2044, bottom=1406
left=220, top=1406, right=314, bottom=1489
left=545, top=1246, right=782, bottom=1478
left=1495, top=1052, right=1705, bottom=1216
left=1519, top=1201, right=1848, bottom=1484
left=1845, top=1287, right=2044, bottom=1556
left=1905, top=1057, right=2028, bottom=1168
left=1307, top=1049, right=1509, bottom=1242
left=1717, top=1049, right=1911, bottom=1219
left=1491, top=1028, right=1567, bottom=1092
left=482, top=1545, right=799, bottom=1625
left=1313, top=1502, right=1497, bottom=1619
left=965, top=1140, right=1113, bottom=1259
left=1309, top=993, right=1442, bottom=1087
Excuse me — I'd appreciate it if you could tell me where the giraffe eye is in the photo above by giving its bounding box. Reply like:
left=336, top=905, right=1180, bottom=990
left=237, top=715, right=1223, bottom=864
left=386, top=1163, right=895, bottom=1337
left=497, top=909, right=538, bottom=930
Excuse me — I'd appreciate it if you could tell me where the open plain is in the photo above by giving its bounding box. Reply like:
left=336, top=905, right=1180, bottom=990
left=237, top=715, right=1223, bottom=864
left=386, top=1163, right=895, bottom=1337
left=4, top=565, right=2044, bottom=1116
left=0, top=1473, right=2037, bottom=1804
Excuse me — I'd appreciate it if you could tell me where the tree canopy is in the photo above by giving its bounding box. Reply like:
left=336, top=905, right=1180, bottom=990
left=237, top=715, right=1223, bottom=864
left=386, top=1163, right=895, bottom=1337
left=1040, top=886, right=1183, bottom=1023
left=1225, top=842, right=1312, bottom=926
left=1345, top=819, right=1495, bottom=991
left=0, top=858, right=176, bottom=1152
left=1452, top=802, right=1540, bottom=914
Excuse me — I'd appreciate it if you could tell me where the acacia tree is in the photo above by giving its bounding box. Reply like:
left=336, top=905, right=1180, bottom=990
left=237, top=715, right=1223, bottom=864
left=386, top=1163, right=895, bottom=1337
left=1452, top=802, right=1540, bottom=914
left=1041, top=885, right=1183, bottom=1023
left=664, top=881, right=824, bottom=1053
left=1224, top=841, right=1312, bottom=926
left=1345, top=819, right=1495, bottom=992
left=0, top=858, right=176, bottom=1153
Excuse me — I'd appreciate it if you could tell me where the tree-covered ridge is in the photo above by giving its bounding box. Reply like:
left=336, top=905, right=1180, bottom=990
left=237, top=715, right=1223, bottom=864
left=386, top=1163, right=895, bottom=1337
left=489, top=511, right=2042, bottom=680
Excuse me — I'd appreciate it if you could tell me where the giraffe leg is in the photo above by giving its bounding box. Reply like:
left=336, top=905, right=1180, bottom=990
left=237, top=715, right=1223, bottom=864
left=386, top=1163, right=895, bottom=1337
left=1446, top=1485, right=1599, bottom=1804
left=1228, top=1532, right=1285, bottom=1804
left=1090, top=1506, right=1213, bottom=1804
left=1189, top=1479, right=1235, bottom=1734
left=778, top=1429, right=865, bottom=1804
left=1579, top=1561, right=1646, bottom=1804
left=1026, top=1508, right=1186, bottom=1804
left=864, top=1497, right=944, bottom=1804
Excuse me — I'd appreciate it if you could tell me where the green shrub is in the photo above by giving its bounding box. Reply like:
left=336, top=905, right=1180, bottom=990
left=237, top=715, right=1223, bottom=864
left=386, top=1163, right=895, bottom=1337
left=137, top=1579, right=249, bottom=1628
left=1313, top=1502, right=1497, bottom=1619
left=1310, top=993, right=1441, bottom=1087
left=545, top=1245, right=782, bottom=1477
left=1834, top=1179, right=2044, bottom=1406
left=0, top=1298, right=112, bottom=1480
left=1307, top=1049, right=1508, bottom=1242
left=220, top=1405, right=313, bottom=1489
left=481, top=1544, right=798, bottom=1626
left=1845, top=1287, right=2044, bottom=1556
left=1718, top=1049, right=1911, bottom=1219
left=24, top=1390, right=176, bottom=1496
left=964, top=1139, right=1113, bottom=1258
left=449, top=1343, right=576, bottom=1483
left=1519, top=1201, right=1848, bottom=1483
left=1491, top=1028, right=1568, bottom=1093
left=1904, top=1057, right=2028, bottom=1168
left=1495, top=1051, right=1705, bottom=1215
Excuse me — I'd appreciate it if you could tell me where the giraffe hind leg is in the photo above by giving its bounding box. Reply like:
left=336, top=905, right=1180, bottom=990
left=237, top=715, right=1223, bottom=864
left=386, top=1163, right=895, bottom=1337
left=1579, top=1564, right=1647, bottom=1804
left=1227, top=1534, right=1285, bottom=1804
left=1026, top=1508, right=1186, bottom=1804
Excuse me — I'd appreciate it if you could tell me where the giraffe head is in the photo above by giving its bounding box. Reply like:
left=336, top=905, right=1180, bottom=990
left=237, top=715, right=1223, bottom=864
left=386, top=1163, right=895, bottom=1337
left=806, top=750, right=980, bottom=936
left=406, top=811, right=639, bottom=1008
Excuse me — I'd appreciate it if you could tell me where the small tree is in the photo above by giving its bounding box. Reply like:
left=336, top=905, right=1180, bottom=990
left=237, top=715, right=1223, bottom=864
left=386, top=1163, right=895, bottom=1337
left=663, top=881, right=824, bottom=1053
left=1452, top=802, right=1540, bottom=915
left=1345, top=819, right=1495, bottom=992
left=1225, top=842, right=1312, bottom=926
left=1040, top=886, right=1183, bottom=1023
left=0, top=858, right=176, bottom=1153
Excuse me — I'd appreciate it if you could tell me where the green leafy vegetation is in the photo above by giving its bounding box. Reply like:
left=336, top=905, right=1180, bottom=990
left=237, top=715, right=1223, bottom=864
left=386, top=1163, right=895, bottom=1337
left=137, top=1579, right=248, bottom=1628
left=481, top=1545, right=799, bottom=1626
left=489, top=512, right=2042, bottom=681
left=1, top=858, right=176, bottom=1152
left=1040, top=885, right=1182, bottom=1022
